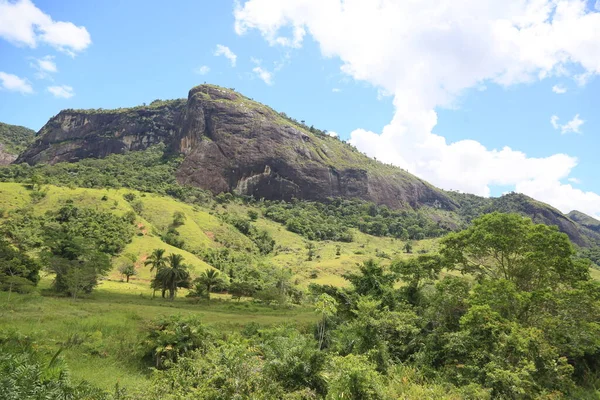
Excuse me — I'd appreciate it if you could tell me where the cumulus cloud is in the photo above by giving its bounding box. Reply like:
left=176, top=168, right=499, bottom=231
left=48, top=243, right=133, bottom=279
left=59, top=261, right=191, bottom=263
left=0, top=71, right=33, bottom=94
left=214, top=44, right=237, bottom=67
left=252, top=66, right=273, bottom=85
left=552, top=84, right=567, bottom=94
left=568, top=177, right=581, bottom=184
left=234, top=0, right=600, bottom=217
left=47, top=85, right=74, bottom=98
left=327, top=131, right=338, bottom=137
left=0, top=0, right=91, bottom=55
left=551, top=114, right=584, bottom=134
left=194, top=65, right=210, bottom=75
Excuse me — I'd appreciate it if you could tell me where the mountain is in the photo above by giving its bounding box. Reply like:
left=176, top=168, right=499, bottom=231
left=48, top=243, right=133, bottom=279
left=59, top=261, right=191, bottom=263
left=0, top=122, right=35, bottom=165
left=17, top=85, right=456, bottom=211
left=568, top=210, right=600, bottom=233
left=13, top=84, right=599, bottom=247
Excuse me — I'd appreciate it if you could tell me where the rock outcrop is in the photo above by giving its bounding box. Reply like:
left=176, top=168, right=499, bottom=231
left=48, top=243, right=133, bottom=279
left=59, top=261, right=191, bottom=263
left=18, top=85, right=457, bottom=211
left=17, top=100, right=186, bottom=165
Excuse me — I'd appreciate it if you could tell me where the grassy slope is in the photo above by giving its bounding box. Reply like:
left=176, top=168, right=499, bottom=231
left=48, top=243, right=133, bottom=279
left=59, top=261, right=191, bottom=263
left=0, top=182, right=427, bottom=390
left=0, top=121, right=36, bottom=154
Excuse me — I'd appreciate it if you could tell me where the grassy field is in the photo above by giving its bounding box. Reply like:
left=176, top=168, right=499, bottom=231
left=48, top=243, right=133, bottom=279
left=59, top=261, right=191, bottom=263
left=0, top=182, right=422, bottom=390
left=0, top=276, right=317, bottom=391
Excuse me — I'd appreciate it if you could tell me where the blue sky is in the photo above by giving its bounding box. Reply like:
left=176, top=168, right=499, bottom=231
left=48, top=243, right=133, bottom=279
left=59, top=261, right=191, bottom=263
left=0, top=0, right=599, bottom=217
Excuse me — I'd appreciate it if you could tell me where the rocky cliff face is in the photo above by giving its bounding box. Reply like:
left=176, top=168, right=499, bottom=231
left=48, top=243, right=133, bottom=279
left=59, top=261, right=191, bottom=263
left=173, top=85, right=456, bottom=210
left=18, top=85, right=457, bottom=211
left=17, top=100, right=186, bottom=165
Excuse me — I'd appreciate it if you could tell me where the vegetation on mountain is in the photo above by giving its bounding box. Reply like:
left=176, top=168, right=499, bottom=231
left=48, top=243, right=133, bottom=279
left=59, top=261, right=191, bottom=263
left=0, top=122, right=35, bottom=161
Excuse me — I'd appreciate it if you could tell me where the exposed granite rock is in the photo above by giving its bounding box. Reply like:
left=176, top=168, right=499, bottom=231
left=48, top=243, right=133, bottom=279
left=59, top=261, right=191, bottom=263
left=173, top=85, right=456, bottom=210
left=16, top=100, right=186, bottom=164
left=0, top=144, right=17, bottom=165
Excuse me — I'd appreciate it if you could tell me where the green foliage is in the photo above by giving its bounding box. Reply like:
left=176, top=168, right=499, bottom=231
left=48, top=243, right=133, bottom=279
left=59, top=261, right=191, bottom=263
left=52, top=204, right=136, bottom=255
left=0, top=348, right=112, bottom=399
left=191, top=269, right=226, bottom=302
left=119, top=263, right=137, bottom=283
left=0, top=239, right=40, bottom=294
left=153, top=253, right=191, bottom=300
left=43, top=232, right=112, bottom=298
left=172, top=211, right=186, bottom=227
left=441, top=212, right=589, bottom=291
left=0, top=145, right=212, bottom=204
left=324, top=354, right=386, bottom=400
left=0, top=122, right=35, bottom=155
left=141, top=315, right=214, bottom=369
left=223, top=214, right=275, bottom=255
left=264, top=198, right=449, bottom=242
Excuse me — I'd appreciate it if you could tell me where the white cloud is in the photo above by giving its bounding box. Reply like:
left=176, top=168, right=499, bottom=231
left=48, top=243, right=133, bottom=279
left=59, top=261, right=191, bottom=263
left=552, top=84, right=567, bottom=94
left=30, top=55, right=57, bottom=79
left=252, top=66, right=273, bottom=85
left=551, top=114, right=584, bottom=134
left=194, top=65, right=210, bottom=75
left=47, top=85, right=74, bottom=98
left=516, top=179, right=600, bottom=218
left=0, top=0, right=91, bottom=55
left=235, top=0, right=600, bottom=216
left=568, top=177, right=581, bottom=184
left=0, top=71, right=33, bottom=94
left=332, top=88, right=341, bottom=93
left=214, top=44, right=237, bottom=67
left=327, top=131, right=338, bottom=137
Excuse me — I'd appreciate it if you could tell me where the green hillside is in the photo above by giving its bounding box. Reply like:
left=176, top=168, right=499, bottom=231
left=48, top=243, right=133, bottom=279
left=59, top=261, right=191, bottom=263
left=0, top=122, right=35, bottom=155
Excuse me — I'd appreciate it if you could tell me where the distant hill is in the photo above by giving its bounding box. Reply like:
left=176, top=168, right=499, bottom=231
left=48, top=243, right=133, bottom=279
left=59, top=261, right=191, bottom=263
left=11, top=84, right=600, bottom=248
left=568, top=210, right=600, bottom=233
left=0, top=122, right=35, bottom=165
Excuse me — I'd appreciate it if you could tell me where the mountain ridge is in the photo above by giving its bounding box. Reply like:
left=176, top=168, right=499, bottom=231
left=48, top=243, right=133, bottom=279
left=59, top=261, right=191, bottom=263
left=9, top=84, right=600, bottom=247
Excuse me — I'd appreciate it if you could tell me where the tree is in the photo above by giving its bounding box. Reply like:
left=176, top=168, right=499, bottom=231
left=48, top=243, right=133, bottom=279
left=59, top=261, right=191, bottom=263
left=441, top=212, right=588, bottom=291
left=119, top=264, right=137, bottom=283
left=155, top=253, right=190, bottom=300
left=43, top=230, right=110, bottom=298
left=343, top=259, right=395, bottom=299
left=0, top=239, right=40, bottom=297
left=229, top=280, right=254, bottom=301
left=392, top=254, right=443, bottom=305
left=324, top=354, right=386, bottom=400
left=193, top=269, right=225, bottom=303
left=247, top=209, right=259, bottom=221
left=306, top=242, right=315, bottom=261
left=403, top=241, right=413, bottom=253
left=315, top=293, right=337, bottom=350
left=172, top=211, right=186, bottom=227
left=144, top=248, right=166, bottom=298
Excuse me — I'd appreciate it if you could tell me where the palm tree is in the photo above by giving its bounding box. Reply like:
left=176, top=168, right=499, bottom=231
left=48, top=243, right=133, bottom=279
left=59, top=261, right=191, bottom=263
left=195, top=269, right=224, bottom=303
left=144, top=249, right=166, bottom=298
left=156, top=253, right=190, bottom=300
